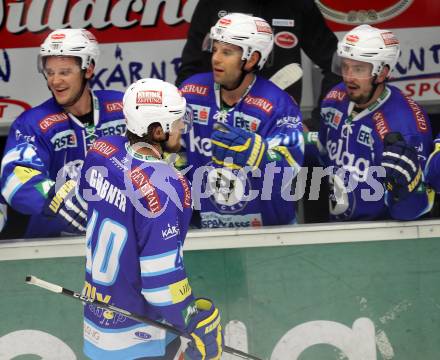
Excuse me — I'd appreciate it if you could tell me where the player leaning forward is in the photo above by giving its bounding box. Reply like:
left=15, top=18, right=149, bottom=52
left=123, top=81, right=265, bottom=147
left=78, top=78, right=223, bottom=359
left=317, top=24, right=433, bottom=221
left=180, top=13, right=304, bottom=228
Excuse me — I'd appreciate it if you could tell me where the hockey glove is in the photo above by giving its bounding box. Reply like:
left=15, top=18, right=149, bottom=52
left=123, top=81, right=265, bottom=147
left=43, top=179, right=87, bottom=234
left=381, top=132, right=423, bottom=201
left=424, top=138, right=440, bottom=192
left=185, top=298, right=223, bottom=360
left=211, top=122, right=267, bottom=170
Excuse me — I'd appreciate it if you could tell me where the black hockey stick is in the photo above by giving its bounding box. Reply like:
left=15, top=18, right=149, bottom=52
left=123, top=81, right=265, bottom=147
left=25, top=275, right=264, bottom=360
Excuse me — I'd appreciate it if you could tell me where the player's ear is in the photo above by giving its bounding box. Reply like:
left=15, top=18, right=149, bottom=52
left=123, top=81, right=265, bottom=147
left=151, top=125, right=166, bottom=142
left=377, top=66, right=389, bottom=83
left=85, top=63, right=95, bottom=80
left=244, top=51, right=260, bottom=71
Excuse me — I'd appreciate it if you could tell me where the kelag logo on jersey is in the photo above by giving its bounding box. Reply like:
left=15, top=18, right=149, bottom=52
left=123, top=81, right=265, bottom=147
left=233, top=112, right=260, bottom=132
left=50, top=129, right=77, bottom=151
left=326, top=139, right=371, bottom=182
left=188, top=128, right=212, bottom=156
left=191, top=104, right=210, bottom=125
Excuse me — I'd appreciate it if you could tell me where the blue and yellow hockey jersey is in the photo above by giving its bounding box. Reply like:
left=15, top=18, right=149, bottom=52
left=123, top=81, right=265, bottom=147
left=1, top=90, right=125, bottom=237
left=180, top=72, right=304, bottom=228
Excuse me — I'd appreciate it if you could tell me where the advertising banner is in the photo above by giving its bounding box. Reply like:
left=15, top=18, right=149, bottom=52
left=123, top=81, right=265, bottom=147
left=316, top=0, right=440, bottom=106
left=0, top=0, right=439, bottom=129
left=0, top=237, right=439, bottom=359
left=0, top=0, right=197, bottom=128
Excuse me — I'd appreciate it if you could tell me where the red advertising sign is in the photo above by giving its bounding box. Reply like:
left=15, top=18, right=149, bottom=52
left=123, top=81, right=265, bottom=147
left=316, top=0, right=440, bottom=31
left=0, top=0, right=192, bottom=49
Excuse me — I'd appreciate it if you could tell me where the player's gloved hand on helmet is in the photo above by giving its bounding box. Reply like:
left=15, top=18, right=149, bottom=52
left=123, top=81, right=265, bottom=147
left=185, top=298, right=224, bottom=360
left=211, top=122, right=267, bottom=170
left=43, top=179, right=87, bottom=234
left=381, top=132, right=423, bottom=201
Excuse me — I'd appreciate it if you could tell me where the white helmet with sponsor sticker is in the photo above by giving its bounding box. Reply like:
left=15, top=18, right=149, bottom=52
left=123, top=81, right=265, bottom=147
left=337, top=24, right=400, bottom=78
left=38, top=28, right=100, bottom=71
left=123, top=78, right=187, bottom=137
left=210, top=12, right=274, bottom=70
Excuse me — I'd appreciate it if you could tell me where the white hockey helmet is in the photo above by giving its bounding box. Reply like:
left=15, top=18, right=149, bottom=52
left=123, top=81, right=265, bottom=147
left=337, top=24, right=400, bottom=78
left=38, top=28, right=100, bottom=72
left=123, top=78, right=187, bottom=137
left=210, top=13, right=274, bottom=70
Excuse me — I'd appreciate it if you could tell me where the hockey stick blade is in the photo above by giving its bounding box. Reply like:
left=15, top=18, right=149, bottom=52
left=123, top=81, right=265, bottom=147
left=26, top=275, right=63, bottom=293
left=269, top=63, right=303, bottom=90
left=25, top=275, right=264, bottom=360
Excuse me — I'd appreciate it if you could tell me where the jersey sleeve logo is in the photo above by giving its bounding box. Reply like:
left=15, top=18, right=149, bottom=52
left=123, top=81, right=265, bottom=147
left=324, top=90, right=347, bottom=102
left=372, top=111, right=391, bottom=140
left=89, top=140, right=118, bottom=157
left=243, top=95, right=273, bottom=114
left=177, top=172, right=191, bottom=208
left=128, top=167, right=162, bottom=214
left=405, top=96, right=429, bottom=133
left=38, top=112, right=68, bottom=133
left=180, top=84, right=209, bottom=96
left=104, top=101, right=123, bottom=113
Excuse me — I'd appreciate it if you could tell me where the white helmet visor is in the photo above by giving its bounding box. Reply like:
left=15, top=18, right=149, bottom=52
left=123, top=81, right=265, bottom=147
left=332, top=56, right=375, bottom=80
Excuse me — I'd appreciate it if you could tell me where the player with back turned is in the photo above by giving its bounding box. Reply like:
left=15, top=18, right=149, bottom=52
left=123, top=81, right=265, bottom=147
left=78, top=78, right=223, bottom=359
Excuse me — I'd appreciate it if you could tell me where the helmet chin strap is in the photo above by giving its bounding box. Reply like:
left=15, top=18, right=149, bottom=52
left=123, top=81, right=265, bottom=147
left=359, top=74, right=382, bottom=106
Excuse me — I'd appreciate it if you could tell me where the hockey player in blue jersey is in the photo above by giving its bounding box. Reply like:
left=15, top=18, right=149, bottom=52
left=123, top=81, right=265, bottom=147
left=0, top=29, right=125, bottom=238
left=180, top=13, right=304, bottom=228
left=78, top=78, right=223, bottom=359
left=317, top=24, right=433, bottom=221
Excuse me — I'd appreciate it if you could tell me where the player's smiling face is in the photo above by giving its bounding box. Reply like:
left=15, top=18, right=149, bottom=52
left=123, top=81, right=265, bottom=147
left=44, top=56, right=85, bottom=107
left=341, top=58, right=375, bottom=104
left=211, top=41, right=244, bottom=87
